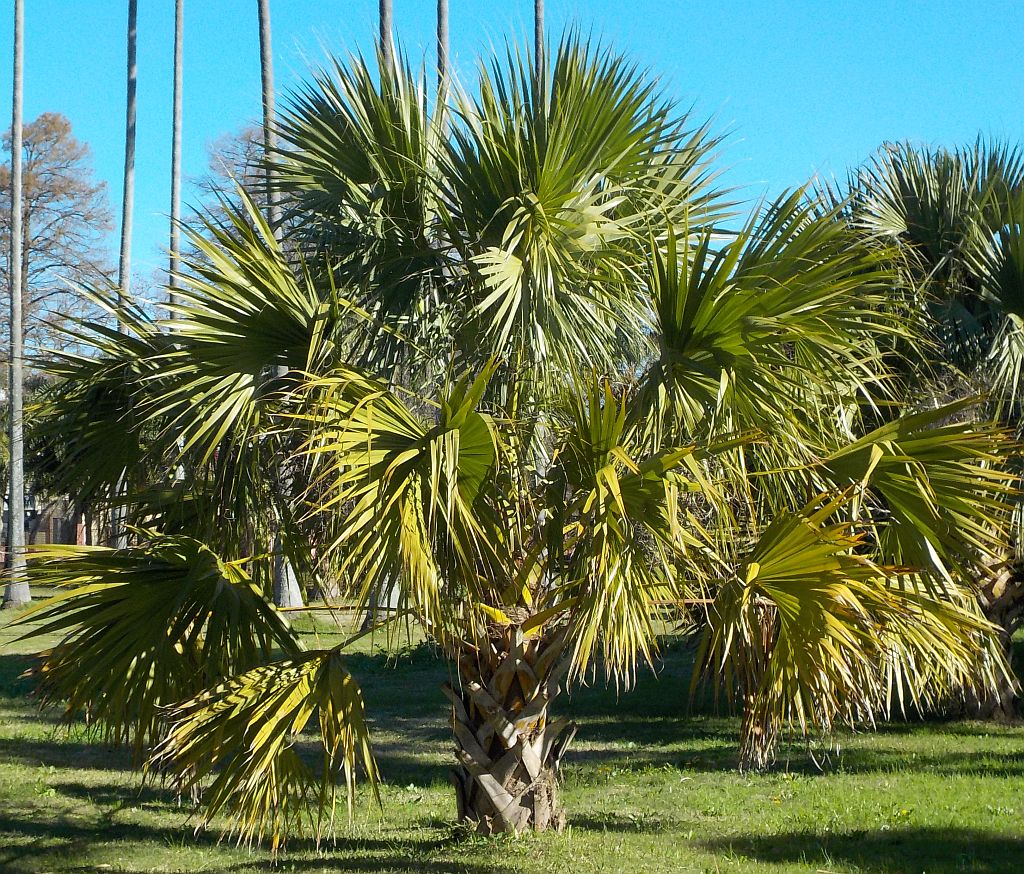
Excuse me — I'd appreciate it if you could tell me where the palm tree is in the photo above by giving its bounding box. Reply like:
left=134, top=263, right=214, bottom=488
left=108, top=0, right=138, bottom=551
left=17, top=37, right=1013, bottom=843
left=256, top=0, right=279, bottom=230
left=168, top=0, right=184, bottom=307
left=835, top=140, right=1024, bottom=717
left=3, top=0, right=28, bottom=606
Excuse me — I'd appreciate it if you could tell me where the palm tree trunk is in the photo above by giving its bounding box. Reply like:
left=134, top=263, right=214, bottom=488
left=738, top=604, right=778, bottom=771
left=118, top=0, right=137, bottom=304
left=379, top=0, right=393, bottom=70
left=3, top=0, right=28, bottom=606
left=111, top=0, right=137, bottom=551
left=968, top=560, right=1024, bottom=719
left=256, top=0, right=279, bottom=231
left=436, top=0, right=448, bottom=91
left=168, top=0, right=184, bottom=308
left=445, top=626, right=576, bottom=833
left=257, top=0, right=303, bottom=609
left=534, top=0, right=544, bottom=80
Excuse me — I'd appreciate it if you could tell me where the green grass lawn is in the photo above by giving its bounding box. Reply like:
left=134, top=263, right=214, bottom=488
left=2, top=610, right=1023, bottom=873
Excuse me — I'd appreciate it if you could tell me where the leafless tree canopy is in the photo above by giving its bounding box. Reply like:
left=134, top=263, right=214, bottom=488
left=0, top=112, right=114, bottom=360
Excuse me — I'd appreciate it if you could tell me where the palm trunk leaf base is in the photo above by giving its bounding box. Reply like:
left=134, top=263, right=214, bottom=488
left=445, top=627, right=576, bottom=833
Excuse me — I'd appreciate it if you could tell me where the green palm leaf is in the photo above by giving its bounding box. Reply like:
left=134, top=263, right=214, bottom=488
left=543, top=375, right=722, bottom=683
left=275, top=48, right=444, bottom=370
left=33, top=293, right=169, bottom=503
left=440, top=36, right=728, bottom=388
left=969, top=190, right=1024, bottom=417
left=296, top=362, right=503, bottom=638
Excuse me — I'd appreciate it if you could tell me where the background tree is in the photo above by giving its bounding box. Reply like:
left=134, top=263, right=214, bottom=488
left=380, top=0, right=393, bottom=69
left=437, top=0, right=448, bottom=92
left=0, top=113, right=114, bottom=356
left=108, top=0, right=138, bottom=551
left=192, top=125, right=271, bottom=222
left=256, top=0, right=279, bottom=232
left=535, top=0, right=543, bottom=77
left=0, top=114, right=113, bottom=563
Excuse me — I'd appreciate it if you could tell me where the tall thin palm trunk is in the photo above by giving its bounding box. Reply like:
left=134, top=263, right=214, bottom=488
left=3, top=0, right=28, bottom=606
left=257, top=0, right=303, bottom=609
left=380, top=0, right=393, bottom=69
left=168, top=0, right=184, bottom=308
left=111, top=0, right=137, bottom=550
left=534, top=0, right=544, bottom=79
left=435, top=0, right=449, bottom=140
left=256, top=0, right=280, bottom=230
left=437, top=0, right=448, bottom=91
left=118, top=0, right=137, bottom=304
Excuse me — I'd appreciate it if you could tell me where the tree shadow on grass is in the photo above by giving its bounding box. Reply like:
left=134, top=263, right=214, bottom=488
left=701, top=826, right=1024, bottom=874
left=0, top=807, right=509, bottom=874
left=49, top=779, right=178, bottom=811
left=43, top=865, right=509, bottom=874
left=0, top=808, right=225, bottom=870
left=58, top=860, right=513, bottom=874
left=374, top=751, right=453, bottom=788
left=825, top=745, right=1024, bottom=778
left=227, top=860, right=513, bottom=874
left=570, top=812, right=688, bottom=834
left=0, top=734, right=131, bottom=771
left=0, top=651, right=39, bottom=698
left=865, top=719, right=1024, bottom=739
left=565, top=714, right=740, bottom=771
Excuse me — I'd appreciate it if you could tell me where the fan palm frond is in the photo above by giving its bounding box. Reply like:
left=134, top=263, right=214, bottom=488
left=696, top=495, right=1006, bottom=771
left=149, top=647, right=378, bottom=851
left=440, top=36, right=728, bottom=388
left=823, top=401, right=1017, bottom=579
left=640, top=190, right=906, bottom=497
left=542, top=375, right=725, bottom=683
left=296, top=362, right=503, bottom=639
left=14, top=536, right=298, bottom=759
left=276, top=48, right=444, bottom=369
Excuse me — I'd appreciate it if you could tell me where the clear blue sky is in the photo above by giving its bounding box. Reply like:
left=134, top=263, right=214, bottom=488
left=2, top=1, right=1022, bottom=286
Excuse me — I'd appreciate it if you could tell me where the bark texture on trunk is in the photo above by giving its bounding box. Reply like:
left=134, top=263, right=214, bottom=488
left=445, top=626, right=576, bottom=834
left=737, top=604, right=777, bottom=772
left=969, top=557, right=1024, bottom=720
left=379, top=0, right=393, bottom=70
